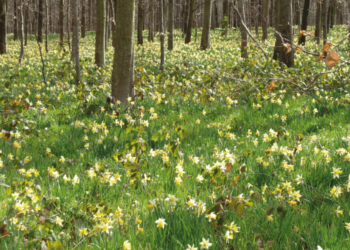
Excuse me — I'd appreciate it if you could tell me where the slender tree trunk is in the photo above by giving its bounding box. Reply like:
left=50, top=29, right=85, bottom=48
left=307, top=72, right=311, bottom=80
left=72, top=0, right=81, bottom=84
left=322, top=0, right=328, bottom=56
left=185, top=0, right=195, bottom=43
left=67, top=0, right=71, bottom=50
left=269, top=0, right=274, bottom=27
left=38, top=0, right=43, bottom=42
left=168, top=0, right=174, bottom=50
left=24, top=4, right=28, bottom=46
left=327, top=2, right=331, bottom=32
left=315, top=0, right=321, bottom=44
left=89, top=0, right=92, bottom=31
left=105, top=0, right=109, bottom=48
left=14, top=0, right=18, bottom=41
left=298, top=0, right=310, bottom=45
left=222, top=0, right=229, bottom=37
left=239, top=0, right=248, bottom=58
left=95, top=0, right=106, bottom=67
left=331, top=0, right=336, bottom=27
left=262, top=0, right=268, bottom=41
left=148, top=0, right=154, bottom=41
left=82, top=0, right=86, bottom=38
left=273, top=0, right=280, bottom=60
left=160, top=0, right=165, bottom=71
left=19, top=0, right=24, bottom=64
left=59, top=0, right=64, bottom=46
left=278, top=0, right=294, bottom=67
left=295, top=0, right=301, bottom=31
left=137, top=0, right=144, bottom=45
left=183, top=0, right=189, bottom=35
left=200, top=0, right=212, bottom=50
left=45, top=0, right=49, bottom=52
left=111, top=0, right=135, bottom=104
left=0, top=0, right=6, bottom=54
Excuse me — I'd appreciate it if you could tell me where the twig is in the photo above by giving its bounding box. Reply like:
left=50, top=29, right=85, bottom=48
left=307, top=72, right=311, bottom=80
left=0, top=182, right=10, bottom=188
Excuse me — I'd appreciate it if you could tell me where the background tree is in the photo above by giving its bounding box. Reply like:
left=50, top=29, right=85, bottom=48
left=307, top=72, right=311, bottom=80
left=238, top=0, right=248, bottom=58
left=200, top=0, right=212, bottom=50
left=168, top=0, right=174, bottom=50
left=72, top=0, right=81, bottom=83
left=112, top=0, right=135, bottom=104
left=38, top=0, right=43, bottom=42
left=298, top=0, right=310, bottom=45
left=322, top=0, right=328, bottom=56
left=148, top=0, right=154, bottom=42
left=138, top=0, right=144, bottom=45
left=160, top=0, right=165, bottom=71
left=315, top=0, right=322, bottom=44
left=262, top=0, right=268, bottom=41
left=14, top=0, right=18, bottom=41
left=82, top=0, right=86, bottom=38
left=185, top=0, right=195, bottom=44
left=222, top=0, right=229, bottom=37
left=19, top=0, right=24, bottom=64
left=45, top=0, right=49, bottom=52
left=0, top=0, right=6, bottom=54
left=95, top=0, right=106, bottom=67
left=59, top=0, right=64, bottom=46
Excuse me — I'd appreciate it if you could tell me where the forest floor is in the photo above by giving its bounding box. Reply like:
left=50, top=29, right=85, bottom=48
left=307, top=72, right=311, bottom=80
left=1, top=27, right=350, bottom=249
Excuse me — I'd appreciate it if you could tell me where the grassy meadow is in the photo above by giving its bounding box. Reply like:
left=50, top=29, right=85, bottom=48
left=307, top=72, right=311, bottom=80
left=1, top=27, right=350, bottom=249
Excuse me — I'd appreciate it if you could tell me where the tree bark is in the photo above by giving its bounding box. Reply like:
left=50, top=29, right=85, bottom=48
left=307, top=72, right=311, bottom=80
left=82, top=0, right=86, bottom=38
left=38, top=0, right=43, bottom=42
left=185, top=0, right=195, bottom=44
left=95, top=0, right=106, bottom=67
left=24, top=3, right=28, bottom=46
left=67, top=0, right=71, bottom=50
left=200, top=0, right=212, bottom=50
left=315, top=0, right=321, bottom=44
left=168, top=0, right=174, bottom=50
left=222, top=0, right=229, bottom=37
left=137, top=0, right=143, bottom=45
left=19, top=0, right=24, bottom=64
left=298, top=0, right=310, bottom=45
left=0, top=0, right=6, bottom=54
left=160, top=0, right=165, bottom=71
left=322, top=0, right=328, bottom=56
left=148, top=0, right=154, bottom=42
left=72, top=0, right=81, bottom=84
left=59, top=0, right=64, bottom=46
left=89, top=0, right=93, bottom=31
left=45, top=0, right=49, bottom=52
left=238, top=0, right=248, bottom=58
left=105, top=0, right=109, bottom=48
left=183, top=0, right=189, bottom=35
left=14, top=0, right=18, bottom=41
left=111, top=0, right=135, bottom=104
left=262, top=0, right=268, bottom=41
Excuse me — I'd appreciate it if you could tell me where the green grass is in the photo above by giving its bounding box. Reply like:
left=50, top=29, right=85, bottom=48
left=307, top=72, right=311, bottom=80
left=1, top=26, right=350, bottom=249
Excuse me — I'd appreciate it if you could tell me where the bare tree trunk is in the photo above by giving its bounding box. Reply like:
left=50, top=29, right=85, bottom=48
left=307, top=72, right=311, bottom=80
left=82, top=0, right=86, bottom=38
left=160, top=0, right=165, bottom=71
left=19, top=0, right=24, bottom=64
left=262, top=0, right=268, bottom=41
left=222, top=0, right=229, bottom=37
left=148, top=0, right=154, bottom=41
left=273, top=0, right=280, bottom=60
left=0, top=0, right=6, bottom=54
left=59, top=0, right=64, bottom=46
left=278, top=0, right=294, bottom=67
left=89, top=0, right=92, bottom=31
left=45, top=0, right=49, bottom=52
left=105, top=0, right=109, bottom=48
left=38, top=0, right=43, bottom=42
left=322, top=0, right=328, bottom=56
left=185, top=0, right=195, bottom=43
left=95, top=0, right=105, bottom=67
left=315, top=0, right=321, bottom=44
left=137, top=0, right=144, bottom=45
left=183, top=0, right=189, bottom=35
left=168, top=0, right=174, bottom=50
left=67, top=0, right=71, bottom=50
left=200, top=0, right=212, bottom=50
left=72, top=0, right=81, bottom=84
left=24, top=4, right=28, bottom=46
left=112, top=0, right=135, bottom=104
left=14, top=0, right=18, bottom=41
left=298, top=0, right=310, bottom=45
left=239, top=0, right=248, bottom=58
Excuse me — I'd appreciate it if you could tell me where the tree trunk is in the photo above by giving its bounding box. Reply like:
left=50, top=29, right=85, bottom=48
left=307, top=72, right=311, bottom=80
left=0, top=0, right=6, bottom=54
left=105, top=0, right=109, bottom=48
left=238, top=0, right=248, bottom=58
left=14, top=0, right=18, bottom=41
left=183, top=0, right=189, bottom=35
left=82, top=0, right=86, bottom=38
left=294, top=0, right=301, bottom=31
left=331, top=0, right=336, bottom=27
left=24, top=4, right=28, bottom=46
left=95, top=0, right=106, bottom=67
left=315, top=0, right=321, bottom=44
left=89, top=0, right=93, bottom=31
left=148, top=0, right=154, bottom=41
left=200, top=0, right=212, bottom=50
left=160, top=0, right=165, bottom=71
left=72, top=0, right=81, bottom=84
left=19, top=0, right=24, bottom=64
left=322, top=0, right=328, bottom=56
left=262, top=0, right=268, bottom=41
left=67, top=0, right=71, bottom=50
left=45, top=0, right=49, bottom=52
left=38, top=0, right=43, bottom=42
left=168, top=0, right=174, bottom=50
left=137, top=0, right=143, bottom=45
left=298, top=0, right=310, bottom=45
left=222, top=0, right=229, bottom=37
left=111, top=0, right=135, bottom=104
left=59, top=0, right=64, bottom=46
left=277, top=0, right=294, bottom=67
left=185, top=0, right=195, bottom=44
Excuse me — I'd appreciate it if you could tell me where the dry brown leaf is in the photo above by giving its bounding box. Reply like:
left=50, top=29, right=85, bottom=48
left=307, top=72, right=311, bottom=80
left=267, top=80, right=277, bottom=92
left=283, top=43, right=291, bottom=54
left=298, top=30, right=306, bottom=39
left=325, top=49, right=339, bottom=69
left=303, top=30, right=315, bottom=37
left=295, top=46, right=303, bottom=52
left=321, top=42, right=333, bottom=53
left=316, top=54, right=323, bottom=62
